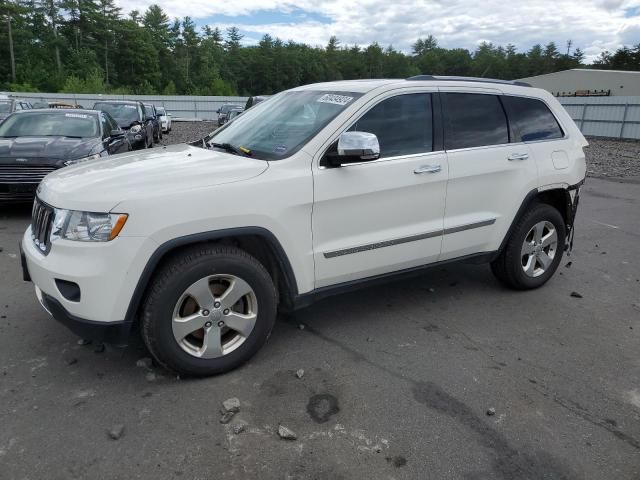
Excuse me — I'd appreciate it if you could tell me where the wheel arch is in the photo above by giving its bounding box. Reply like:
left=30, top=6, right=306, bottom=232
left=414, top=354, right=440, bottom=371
left=496, top=186, right=575, bottom=257
left=124, top=227, right=299, bottom=324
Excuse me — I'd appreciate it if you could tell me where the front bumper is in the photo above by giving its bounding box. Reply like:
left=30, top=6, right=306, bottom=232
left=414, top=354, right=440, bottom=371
left=21, top=227, right=157, bottom=333
left=38, top=287, right=132, bottom=343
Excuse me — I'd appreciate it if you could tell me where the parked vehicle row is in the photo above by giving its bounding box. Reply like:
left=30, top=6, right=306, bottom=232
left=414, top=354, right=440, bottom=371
left=216, top=104, right=244, bottom=126
left=20, top=76, right=587, bottom=377
left=0, top=109, right=128, bottom=201
left=0, top=96, right=34, bottom=122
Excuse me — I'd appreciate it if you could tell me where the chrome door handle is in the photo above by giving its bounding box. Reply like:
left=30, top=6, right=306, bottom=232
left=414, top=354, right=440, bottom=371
left=508, top=153, right=529, bottom=161
left=414, top=164, right=441, bottom=174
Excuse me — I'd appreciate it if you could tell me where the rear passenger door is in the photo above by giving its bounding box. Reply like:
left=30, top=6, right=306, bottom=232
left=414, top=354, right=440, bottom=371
left=501, top=95, right=566, bottom=189
left=440, top=91, right=538, bottom=260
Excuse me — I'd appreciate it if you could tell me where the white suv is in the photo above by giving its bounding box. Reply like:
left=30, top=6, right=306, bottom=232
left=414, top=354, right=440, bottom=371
left=21, top=76, right=587, bottom=376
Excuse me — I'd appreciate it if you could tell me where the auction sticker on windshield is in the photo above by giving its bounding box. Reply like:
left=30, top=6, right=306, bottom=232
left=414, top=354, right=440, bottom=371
left=65, top=113, right=89, bottom=119
left=317, top=94, right=354, bottom=106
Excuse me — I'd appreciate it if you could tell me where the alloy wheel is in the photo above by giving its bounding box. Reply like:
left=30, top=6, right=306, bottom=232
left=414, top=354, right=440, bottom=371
left=171, top=274, right=258, bottom=359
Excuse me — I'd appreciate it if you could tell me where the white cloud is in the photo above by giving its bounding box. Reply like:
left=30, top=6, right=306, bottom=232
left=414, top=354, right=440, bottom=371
left=118, top=0, right=640, bottom=60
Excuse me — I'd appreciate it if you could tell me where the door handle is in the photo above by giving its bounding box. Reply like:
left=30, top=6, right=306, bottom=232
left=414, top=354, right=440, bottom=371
left=414, top=164, right=441, bottom=174
left=508, top=153, right=529, bottom=161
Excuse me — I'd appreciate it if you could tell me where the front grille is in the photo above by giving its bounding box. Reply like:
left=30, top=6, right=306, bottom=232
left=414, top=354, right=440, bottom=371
left=31, top=198, right=55, bottom=254
left=0, top=164, right=57, bottom=184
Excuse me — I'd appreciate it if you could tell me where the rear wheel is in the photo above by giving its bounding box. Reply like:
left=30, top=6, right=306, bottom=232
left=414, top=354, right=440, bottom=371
left=141, top=246, right=277, bottom=376
left=491, top=203, right=565, bottom=290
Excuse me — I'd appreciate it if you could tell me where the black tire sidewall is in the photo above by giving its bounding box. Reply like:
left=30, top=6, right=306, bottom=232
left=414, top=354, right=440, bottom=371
left=504, top=203, right=566, bottom=289
left=143, top=251, right=277, bottom=376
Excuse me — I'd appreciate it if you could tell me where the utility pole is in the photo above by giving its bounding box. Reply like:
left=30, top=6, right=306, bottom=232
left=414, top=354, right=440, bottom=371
left=7, top=15, right=16, bottom=83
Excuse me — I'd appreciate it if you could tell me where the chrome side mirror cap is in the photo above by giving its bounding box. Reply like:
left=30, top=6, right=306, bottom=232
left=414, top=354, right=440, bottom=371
left=337, top=131, right=380, bottom=163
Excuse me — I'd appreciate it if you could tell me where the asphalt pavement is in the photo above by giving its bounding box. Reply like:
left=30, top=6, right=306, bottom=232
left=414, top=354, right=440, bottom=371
left=1, top=176, right=639, bottom=480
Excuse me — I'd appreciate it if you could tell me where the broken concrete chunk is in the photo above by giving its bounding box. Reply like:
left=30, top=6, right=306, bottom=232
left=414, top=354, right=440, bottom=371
left=277, top=424, right=297, bottom=440
left=570, top=291, right=583, bottom=298
left=222, top=397, right=240, bottom=413
left=220, top=411, right=236, bottom=424
left=486, top=407, right=496, bottom=416
left=295, top=369, right=305, bottom=379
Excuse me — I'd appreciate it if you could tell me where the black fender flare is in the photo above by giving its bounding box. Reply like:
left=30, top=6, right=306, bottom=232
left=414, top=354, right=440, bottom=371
left=495, top=181, right=583, bottom=259
left=123, top=227, right=299, bottom=323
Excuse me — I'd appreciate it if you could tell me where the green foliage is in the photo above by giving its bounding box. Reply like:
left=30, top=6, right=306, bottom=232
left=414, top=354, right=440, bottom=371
left=1, top=1, right=639, bottom=95
left=8, top=82, right=39, bottom=92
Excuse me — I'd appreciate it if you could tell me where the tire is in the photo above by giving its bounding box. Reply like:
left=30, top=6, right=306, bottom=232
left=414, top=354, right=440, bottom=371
left=141, top=245, right=278, bottom=376
left=491, top=203, right=565, bottom=290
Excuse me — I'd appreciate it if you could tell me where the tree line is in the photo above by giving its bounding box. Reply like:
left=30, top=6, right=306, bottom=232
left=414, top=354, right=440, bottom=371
left=1, top=1, right=639, bottom=96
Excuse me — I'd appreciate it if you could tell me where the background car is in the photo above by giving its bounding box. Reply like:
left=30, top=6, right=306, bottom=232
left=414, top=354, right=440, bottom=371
left=226, top=107, right=243, bottom=123
left=0, top=97, right=33, bottom=122
left=0, top=109, right=128, bottom=202
left=143, top=103, right=162, bottom=143
left=216, top=103, right=242, bottom=126
left=157, top=106, right=172, bottom=133
left=93, top=101, right=154, bottom=150
left=244, top=95, right=270, bottom=110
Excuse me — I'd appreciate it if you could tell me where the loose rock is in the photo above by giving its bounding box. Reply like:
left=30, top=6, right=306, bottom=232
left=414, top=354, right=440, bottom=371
left=108, top=424, right=125, bottom=440
left=277, top=424, right=297, bottom=440
left=222, top=397, right=240, bottom=413
left=298, top=324, right=305, bottom=330
left=295, top=369, right=305, bottom=379
left=136, top=357, right=153, bottom=369
left=220, top=411, right=236, bottom=424
left=486, top=408, right=496, bottom=416
left=570, top=291, right=583, bottom=298
left=232, top=422, right=247, bottom=434
left=77, top=338, right=91, bottom=346
left=145, top=372, right=158, bottom=382
left=565, top=261, right=572, bottom=268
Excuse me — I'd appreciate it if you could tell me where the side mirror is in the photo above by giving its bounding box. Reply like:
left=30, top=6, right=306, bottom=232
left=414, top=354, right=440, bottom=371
left=324, top=131, right=380, bottom=167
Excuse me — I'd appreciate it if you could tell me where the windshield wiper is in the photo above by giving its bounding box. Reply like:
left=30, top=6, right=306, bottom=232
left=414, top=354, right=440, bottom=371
left=210, top=142, right=252, bottom=157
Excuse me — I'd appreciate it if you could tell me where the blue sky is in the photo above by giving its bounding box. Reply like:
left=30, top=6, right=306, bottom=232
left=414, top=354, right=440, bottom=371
left=128, top=0, right=640, bottom=60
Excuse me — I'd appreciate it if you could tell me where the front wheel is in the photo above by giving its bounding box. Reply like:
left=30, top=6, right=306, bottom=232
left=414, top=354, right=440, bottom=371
left=491, top=203, right=565, bottom=290
left=141, top=245, right=277, bottom=376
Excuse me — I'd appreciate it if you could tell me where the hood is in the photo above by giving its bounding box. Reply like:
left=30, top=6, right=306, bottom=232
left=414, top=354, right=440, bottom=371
left=37, top=143, right=269, bottom=212
left=0, top=136, right=101, bottom=162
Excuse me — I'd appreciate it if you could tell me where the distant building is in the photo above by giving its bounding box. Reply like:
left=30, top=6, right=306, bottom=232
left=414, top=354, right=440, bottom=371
left=517, top=69, right=640, bottom=97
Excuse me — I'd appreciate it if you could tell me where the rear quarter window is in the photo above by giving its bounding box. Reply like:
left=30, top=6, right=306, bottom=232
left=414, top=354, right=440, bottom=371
left=443, top=93, right=509, bottom=150
left=502, top=96, right=564, bottom=142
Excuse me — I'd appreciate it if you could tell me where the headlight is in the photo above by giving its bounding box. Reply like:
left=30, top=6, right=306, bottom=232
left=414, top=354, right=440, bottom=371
left=129, top=125, right=142, bottom=133
left=64, top=153, right=101, bottom=166
left=51, top=209, right=128, bottom=242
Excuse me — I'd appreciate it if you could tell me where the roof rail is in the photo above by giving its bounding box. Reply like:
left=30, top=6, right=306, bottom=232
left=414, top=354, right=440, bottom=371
left=406, top=75, right=531, bottom=87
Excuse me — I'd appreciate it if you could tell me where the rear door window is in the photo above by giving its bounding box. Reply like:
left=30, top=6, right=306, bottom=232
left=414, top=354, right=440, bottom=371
left=443, top=93, right=509, bottom=150
left=348, top=93, right=433, bottom=158
left=502, top=96, right=564, bottom=142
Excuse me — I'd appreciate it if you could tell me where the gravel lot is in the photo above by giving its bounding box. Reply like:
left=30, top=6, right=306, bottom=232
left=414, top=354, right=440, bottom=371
left=161, top=122, right=640, bottom=180
left=159, top=121, right=217, bottom=147
left=1, top=177, right=639, bottom=479
left=584, top=138, right=640, bottom=179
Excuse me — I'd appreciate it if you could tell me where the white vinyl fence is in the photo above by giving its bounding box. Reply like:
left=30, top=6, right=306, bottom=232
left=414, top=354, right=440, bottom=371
left=11, top=92, right=249, bottom=121
left=558, top=96, right=640, bottom=140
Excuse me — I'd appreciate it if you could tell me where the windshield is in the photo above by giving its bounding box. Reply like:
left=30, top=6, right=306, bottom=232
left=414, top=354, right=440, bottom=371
left=208, top=91, right=363, bottom=160
left=0, top=101, right=12, bottom=113
left=0, top=112, right=99, bottom=137
left=94, top=103, right=141, bottom=127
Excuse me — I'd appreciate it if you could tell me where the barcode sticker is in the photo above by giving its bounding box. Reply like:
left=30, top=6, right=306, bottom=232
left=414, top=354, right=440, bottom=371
left=317, top=94, right=354, bottom=106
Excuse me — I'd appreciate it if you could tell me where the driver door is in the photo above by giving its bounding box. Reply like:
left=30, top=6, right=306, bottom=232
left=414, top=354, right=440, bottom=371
left=312, top=92, right=448, bottom=288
